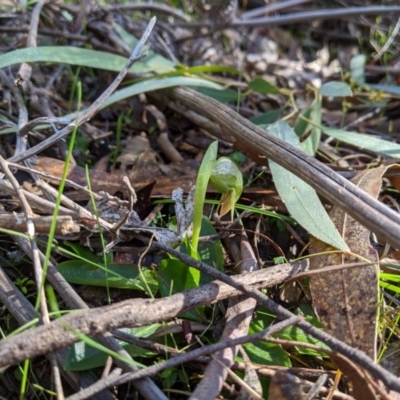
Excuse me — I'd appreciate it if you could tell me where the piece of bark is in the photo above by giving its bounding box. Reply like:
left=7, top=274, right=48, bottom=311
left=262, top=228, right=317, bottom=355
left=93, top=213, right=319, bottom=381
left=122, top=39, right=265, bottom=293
left=0, top=213, right=79, bottom=235
left=309, top=166, right=397, bottom=360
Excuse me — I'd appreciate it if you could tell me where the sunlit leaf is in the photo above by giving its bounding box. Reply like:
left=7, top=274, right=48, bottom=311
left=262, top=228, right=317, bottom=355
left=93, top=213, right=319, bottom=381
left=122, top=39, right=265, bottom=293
left=268, top=121, right=349, bottom=251
left=249, top=77, right=280, bottom=94
left=56, top=261, right=158, bottom=293
left=319, top=81, right=352, bottom=97
left=323, top=126, right=400, bottom=158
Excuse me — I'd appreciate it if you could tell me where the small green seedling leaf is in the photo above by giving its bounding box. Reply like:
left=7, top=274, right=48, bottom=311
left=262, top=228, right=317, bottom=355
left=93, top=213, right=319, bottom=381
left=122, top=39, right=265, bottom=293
left=249, top=77, right=280, bottom=94
left=210, top=157, right=243, bottom=219
left=268, top=121, right=349, bottom=251
left=319, top=81, right=352, bottom=97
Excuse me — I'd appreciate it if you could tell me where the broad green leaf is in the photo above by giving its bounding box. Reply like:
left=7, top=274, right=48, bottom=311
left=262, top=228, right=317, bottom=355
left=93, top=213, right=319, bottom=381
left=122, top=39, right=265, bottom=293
left=0, top=46, right=172, bottom=74
left=294, top=98, right=322, bottom=155
left=252, top=307, right=329, bottom=357
left=242, top=341, right=291, bottom=367
left=350, top=54, right=366, bottom=85
left=157, top=257, right=203, bottom=321
left=268, top=121, right=349, bottom=251
left=249, top=109, right=282, bottom=125
left=192, top=86, right=240, bottom=103
left=319, top=81, right=352, bottom=97
left=249, top=77, right=280, bottom=94
left=102, top=77, right=224, bottom=110
left=323, top=126, right=400, bottom=158
left=65, top=325, right=160, bottom=371
left=56, top=261, right=158, bottom=293
left=62, top=241, right=112, bottom=265
left=367, top=84, right=400, bottom=96
left=157, top=258, right=200, bottom=295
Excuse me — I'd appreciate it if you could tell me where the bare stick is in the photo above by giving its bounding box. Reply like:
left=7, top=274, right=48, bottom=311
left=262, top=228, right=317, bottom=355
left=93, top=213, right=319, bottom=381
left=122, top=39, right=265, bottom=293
left=0, top=154, right=63, bottom=396
left=0, top=262, right=308, bottom=370
left=65, top=318, right=299, bottom=400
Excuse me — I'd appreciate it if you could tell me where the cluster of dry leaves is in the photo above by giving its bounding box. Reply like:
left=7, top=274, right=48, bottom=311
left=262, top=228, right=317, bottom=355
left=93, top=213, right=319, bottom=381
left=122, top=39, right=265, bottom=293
left=1, top=1, right=400, bottom=399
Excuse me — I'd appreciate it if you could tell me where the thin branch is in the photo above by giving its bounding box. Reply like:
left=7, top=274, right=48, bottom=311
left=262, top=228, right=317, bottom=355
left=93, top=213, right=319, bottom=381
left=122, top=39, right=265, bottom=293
left=65, top=318, right=299, bottom=400
left=7, top=17, right=156, bottom=164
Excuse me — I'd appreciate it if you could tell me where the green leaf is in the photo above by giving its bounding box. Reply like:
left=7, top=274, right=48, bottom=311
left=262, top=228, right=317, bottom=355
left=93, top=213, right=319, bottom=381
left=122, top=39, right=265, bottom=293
left=62, top=241, right=112, bottom=264
left=268, top=121, right=349, bottom=251
left=319, top=81, right=352, bottom=97
left=191, top=141, right=218, bottom=256
left=157, top=258, right=200, bottom=295
left=103, top=77, right=225, bottom=110
left=157, top=257, right=203, bottom=321
left=350, top=54, right=366, bottom=85
left=294, top=98, right=322, bottom=156
left=249, top=77, right=280, bottom=94
left=0, top=46, right=172, bottom=74
left=65, top=325, right=160, bottom=371
left=56, top=261, right=158, bottom=294
left=179, top=217, right=224, bottom=286
left=242, top=341, right=291, bottom=367
left=322, top=126, right=400, bottom=158
left=367, top=84, right=400, bottom=96
left=249, top=109, right=282, bottom=125
left=191, top=86, right=241, bottom=103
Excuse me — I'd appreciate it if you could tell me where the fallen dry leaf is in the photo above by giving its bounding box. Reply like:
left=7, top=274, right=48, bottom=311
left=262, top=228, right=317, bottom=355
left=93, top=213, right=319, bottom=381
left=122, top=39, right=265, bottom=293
left=309, top=165, right=399, bottom=360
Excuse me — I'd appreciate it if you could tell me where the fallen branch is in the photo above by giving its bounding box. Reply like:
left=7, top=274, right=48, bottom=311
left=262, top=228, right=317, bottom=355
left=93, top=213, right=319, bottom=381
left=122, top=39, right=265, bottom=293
left=0, top=261, right=307, bottom=370
left=170, top=87, right=400, bottom=249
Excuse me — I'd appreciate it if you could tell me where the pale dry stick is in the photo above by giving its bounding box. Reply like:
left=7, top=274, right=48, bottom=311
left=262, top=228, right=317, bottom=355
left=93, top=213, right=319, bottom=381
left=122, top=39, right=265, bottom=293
left=170, top=87, right=400, bottom=250
left=118, top=335, right=350, bottom=400
left=174, top=5, right=400, bottom=28
left=306, top=374, right=329, bottom=400
left=0, top=155, right=64, bottom=398
left=0, top=262, right=309, bottom=369
left=0, top=266, right=116, bottom=400
left=0, top=214, right=79, bottom=235
left=17, top=0, right=45, bottom=91
left=148, top=241, right=400, bottom=393
left=7, top=161, right=103, bottom=202
left=65, top=318, right=299, bottom=400
left=7, top=17, right=156, bottom=164
left=0, top=178, right=77, bottom=216
left=234, top=5, right=400, bottom=27
left=208, top=354, right=263, bottom=400
left=239, top=0, right=311, bottom=20
left=191, top=229, right=258, bottom=400
left=12, top=236, right=168, bottom=400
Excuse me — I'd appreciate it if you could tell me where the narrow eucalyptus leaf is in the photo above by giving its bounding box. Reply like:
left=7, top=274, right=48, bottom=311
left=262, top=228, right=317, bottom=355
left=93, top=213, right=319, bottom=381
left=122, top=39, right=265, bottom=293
left=268, top=121, right=349, bottom=251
